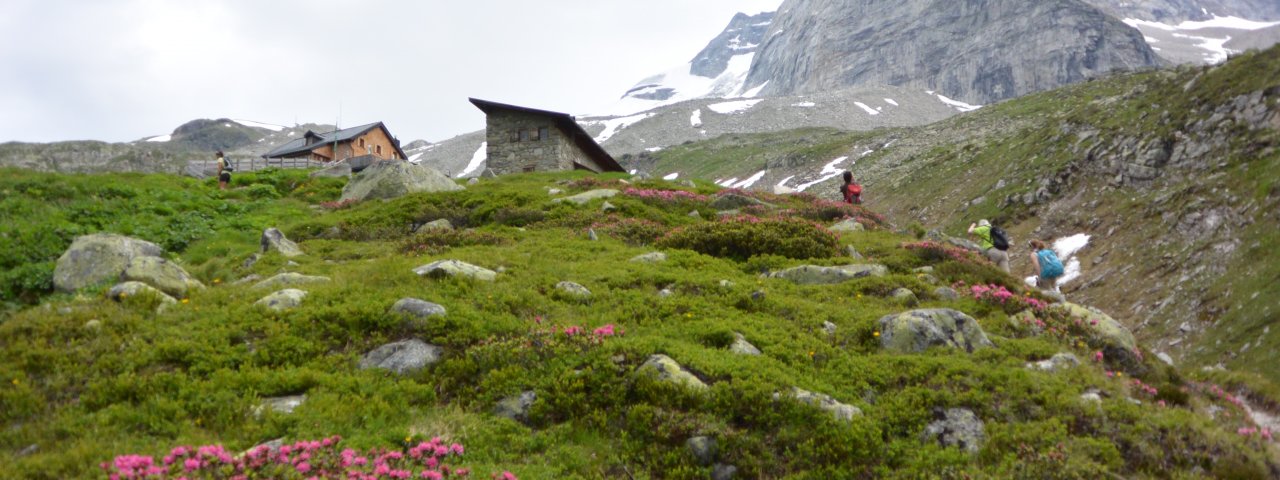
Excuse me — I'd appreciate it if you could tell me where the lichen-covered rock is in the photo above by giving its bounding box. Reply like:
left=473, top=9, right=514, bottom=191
left=54, top=234, right=164, bottom=292
left=1027, top=353, right=1080, bottom=373
left=255, top=289, right=307, bottom=311
left=822, top=321, right=838, bottom=335
left=494, top=391, right=537, bottom=424
left=630, top=252, right=668, bottom=264
left=878, top=309, right=994, bottom=353
left=1050, top=303, right=1143, bottom=373
left=729, top=333, right=761, bottom=355
left=389, top=298, right=447, bottom=319
left=710, top=194, right=771, bottom=210
left=107, top=281, right=177, bottom=310
left=890, top=288, right=919, bottom=306
left=712, top=464, right=738, bottom=480
left=934, top=287, right=960, bottom=301
left=255, top=395, right=306, bottom=417
left=552, top=189, right=619, bottom=205
left=414, top=219, right=453, bottom=232
left=120, top=256, right=205, bottom=298
left=922, top=408, right=985, bottom=453
left=686, top=436, right=717, bottom=466
left=252, top=273, right=331, bottom=290
left=413, top=260, right=497, bottom=282
left=637, top=354, right=707, bottom=390
left=340, top=161, right=463, bottom=202
left=260, top=228, right=304, bottom=257
left=555, top=281, right=592, bottom=298
left=358, top=339, right=443, bottom=375
left=830, top=218, right=865, bottom=233
left=774, top=387, right=862, bottom=422
left=764, top=264, right=887, bottom=285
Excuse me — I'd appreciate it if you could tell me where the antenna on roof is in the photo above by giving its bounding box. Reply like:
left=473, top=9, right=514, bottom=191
left=333, top=102, right=342, bottom=161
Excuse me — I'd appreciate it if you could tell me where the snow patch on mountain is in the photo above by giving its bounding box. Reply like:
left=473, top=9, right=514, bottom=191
left=707, top=99, right=762, bottom=114
left=663, top=172, right=680, bottom=180
left=146, top=135, right=171, bottom=143
left=590, top=112, right=655, bottom=143
left=233, top=119, right=286, bottom=132
left=457, top=142, right=487, bottom=178
left=1124, top=15, right=1280, bottom=64
left=795, top=156, right=851, bottom=192
left=935, top=94, right=982, bottom=112
left=884, top=98, right=899, bottom=106
left=690, top=109, right=703, bottom=127
left=854, top=102, right=880, bottom=115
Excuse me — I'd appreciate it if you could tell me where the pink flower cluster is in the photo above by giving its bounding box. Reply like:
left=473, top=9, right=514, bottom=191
left=963, top=283, right=1048, bottom=312
left=102, top=436, right=485, bottom=480
left=1130, top=378, right=1159, bottom=397
left=1238, top=427, right=1274, bottom=440
left=558, top=324, right=622, bottom=339
left=623, top=188, right=708, bottom=203
left=903, top=242, right=981, bottom=263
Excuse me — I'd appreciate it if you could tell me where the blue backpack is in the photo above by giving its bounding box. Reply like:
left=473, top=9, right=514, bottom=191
left=1037, top=249, right=1064, bottom=279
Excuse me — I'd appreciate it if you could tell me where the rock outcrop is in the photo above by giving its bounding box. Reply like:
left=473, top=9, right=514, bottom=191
left=255, top=289, right=307, bottom=311
left=120, top=256, right=204, bottom=298
left=358, top=339, right=443, bottom=375
left=878, top=309, right=994, bottom=354
left=637, top=354, right=707, bottom=390
left=53, top=234, right=164, bottom=292
left=413, top=260, right=497, bottom=282
left=261, top=228, right=304, bottom=258
left=764, top=264, right=887, bottom=284
left=922, top=408, right=986, bottom=453
left=339, top=161, right=462, bottom=202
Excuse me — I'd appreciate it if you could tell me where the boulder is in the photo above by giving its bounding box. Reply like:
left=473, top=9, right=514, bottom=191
left=922, top=408, right=985, bottom=454
left=775, top=387, right=862, bottom=422
left=934, top=287, right=960, bottom=301
left=844, top=245, right=863, bottom=259
left=413, top=260, right=497, bottom=282
left=254, top=395, right=306, bottom=417
left=877, top=309, right=994, bottom=354
left=630, top=252, right=668, bottom=264
left=107, top=281, right=177, bottom=310
left=688, top=210, right=703, bottom=219
left=637, top=354, right=707, bottom=390
left=494, top=391, right=537, bottom=424
left=54, top=234, right=164, bottom=292
left=830, top=218, right=865, bottom=233
left=252, top=273, right=331, bottom=290
left=552, top=189, right=619, bottom=205
left=764, top=264, right=887, bottom=285
left=686, top=436, right=717, bottom=466
left=466, top=177, right=479, bottom=185
left=710, top=194, right=771, bottom=210
left=555, top=281, right=592, bottom=299
left=712, top=464, right=738, bottom=480
left=260, top=228, right=304, bottom=257
left=310, top=161, right=352, bottom=178
left=358, top=339, right=443, bottom=375
left=890, top=288, right=919, bottom=306
left=729, top=333, right=762, bottom=355
left=120, top=256, right=205, bottom=298
left=414, top=219, right=453, bottom=233
left=1027, top=353, right=1080, bottom=373
left=601, top=201, right=617, bottom=212
left=255, top=289, right=307, bottom=311
left=339, top=161, right=463, bottom=202
left=822, top=321, right=838, bottom=335
left=389, top=298, right=447, bottom=319
left=547, top=188, right=563, bottom=195
left=1049, top=303, right=1142, bottom=372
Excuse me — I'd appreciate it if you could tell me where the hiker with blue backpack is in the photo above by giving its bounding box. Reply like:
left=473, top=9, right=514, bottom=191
left=967, top=219, right=1010, bottom=272
left=1029, top=239, right=1065, bottom=292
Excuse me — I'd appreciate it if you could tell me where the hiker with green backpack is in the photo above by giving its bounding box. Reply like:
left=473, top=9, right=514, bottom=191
left=1028, top=239, right=1065, bottom=292
left=967, top=219, right=1010, bottom=272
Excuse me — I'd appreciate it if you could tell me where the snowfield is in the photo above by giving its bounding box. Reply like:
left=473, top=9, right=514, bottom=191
left=457, top=142, right=487, bottom=178
left=707, top=99, right=762, bottom=114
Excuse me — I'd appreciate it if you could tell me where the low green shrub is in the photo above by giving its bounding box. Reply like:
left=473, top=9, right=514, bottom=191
left=658, top=216, right=839, bottom=260
left=399, top=230, right=512, bottom=255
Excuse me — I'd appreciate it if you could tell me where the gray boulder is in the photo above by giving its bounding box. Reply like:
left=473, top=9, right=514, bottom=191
left=555, top=281, right=592, bottom=299
left=637, top=354, right=707, bottom=390
left=601, top=201, right=617, bottom=212
left=310, top=161, right=352, bottom=178
left=54, top=234, right=164, bottom=292
left=890, top=288, right=919, bottom=306
left=494, top=391, right=537, bottom=424
left=775, top=387, right=862, bottom=422
left=107, top=281, right=177, bottom=310
left=878, top=309, right=994, bottom=354
left=414, top=219, right=454, bottom=233
left=340, top=161, right=463, bottom=202
left=413, top=260, right=497, bottom=282
left=1027, top=353, right=1080, bottom=373
left=712, top=464, right=738, bottom=480
left=255, top=289, right=307, bottom=311
left=764, top=264, right=887, bottom=285
left=822, top=321, right=838, bottom=335
left=261, top=228, right=304, bottom=257
left=254, top=395, right=306, bottom=417
left=1050, top=303, right=1143, bottom=373
left=922, top=408, right=985, bottom=454
left=729, top=333, right=762, bottom=355
left=844, top=245, right=863, bottom=259
left=830, top=218, right=866, bottom=233
left=390, top=298, right=447, bottom=319
left=934, top=287, right=960, bottom=301
left=252, top=273, right=331, bottom=290
left=120, top=256, right=204, bottom=298
left=552, top=189, right=619, bottom=205
left=710, top=194, right=770, bottom=210
left=686, top=436, right=717, bottom=466
left=358, top=339, right=443, bottom=375
left=630, top=252, right=668, bottom=264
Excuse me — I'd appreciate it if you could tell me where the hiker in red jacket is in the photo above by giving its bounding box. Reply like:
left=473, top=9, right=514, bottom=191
left=840, top=171, right=862, bottom=204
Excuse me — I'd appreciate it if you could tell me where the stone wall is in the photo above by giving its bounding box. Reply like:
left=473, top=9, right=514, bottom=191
left=485, top=111, right=599, bottom=175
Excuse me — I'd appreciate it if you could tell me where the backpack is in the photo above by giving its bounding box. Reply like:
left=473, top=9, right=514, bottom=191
left=989, top=226, right=1009, bottom=251
left=1037, top=249, right=1064, bottom=279
left=219, top=157, right=234, bottom=172
left=848, top=183, right=862, bottom=196
left=841, top=183, right=862, bottom=203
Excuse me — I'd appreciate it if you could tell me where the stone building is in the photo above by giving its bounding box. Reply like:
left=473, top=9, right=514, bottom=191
left=263, top=121, right=407, bottom=163
left=469, top=98, right=624, bottom=175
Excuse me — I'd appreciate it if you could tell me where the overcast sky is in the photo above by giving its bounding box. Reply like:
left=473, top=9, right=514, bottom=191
left=0, top=0, right=783, bottom=144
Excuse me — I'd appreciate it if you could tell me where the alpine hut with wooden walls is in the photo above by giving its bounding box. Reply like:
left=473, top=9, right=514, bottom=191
left=469, top=98, right=624, bottom=176
left=263, top=121, right=408, bottom=169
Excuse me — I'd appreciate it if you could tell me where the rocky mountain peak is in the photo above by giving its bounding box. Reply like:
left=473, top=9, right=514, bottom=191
left=689, top=11, right=775, bottom=79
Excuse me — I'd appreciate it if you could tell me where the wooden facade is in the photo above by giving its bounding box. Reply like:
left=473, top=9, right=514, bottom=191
left=264, top=122, right=407, bottom=163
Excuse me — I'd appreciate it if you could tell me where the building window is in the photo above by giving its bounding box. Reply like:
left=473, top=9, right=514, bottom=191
left=520, top=130, right=530, bottom=142
left=511, top=130, right=520, bottom=142
left=376, top=145, right=383, bottom=156
left=359, top=138, right=366, bottom=148
left=538, top=127, right=549, bottom=141
left=523, top=164, right=537, bottom=172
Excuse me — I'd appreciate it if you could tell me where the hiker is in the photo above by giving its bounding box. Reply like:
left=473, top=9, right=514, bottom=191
left=840, top=171, right=862, bottom=204
left=967, top=219, right=1010, bottom=272
left=215, top=150, right=231, bottom=190
left=1028, top=239, right=1065, bottom=292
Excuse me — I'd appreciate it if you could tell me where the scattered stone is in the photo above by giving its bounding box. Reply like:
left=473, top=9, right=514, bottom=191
left=547, top=188, right=563, bottom=195
left=729, top=333, right=762, bottom=355
left=494, top=391, right=537, bottom=424
left=686, top=436, right=717, bottom=466
left=54, top=234, right=164, bottom=293
left=252, top=273, right=331, bottom=290
left=108, top=281, right=177, bottom=309
left=775, top=387, right=862, bottom=422
left=716, top=209, right=741, bottom=217
left=1156, top=352, right=1175, bottom=366
left=467, top=177, right=479, bottom=185
left=340, top=161, right=463, bottom=202
left=822, top=321, right=838, bottom=335
left=844, top=245, right=863, bottom=259
left=232, top=274, right=262, bottom=286
left=658, top=287, right=675, bottom=298
left=254, top=395, right=306, bottom=417
left=84, top=319, right=102, bottom=330
left=390, top=298, right=447, bottom=319
left=913, top=266, right=934, bottom=274
left=878, top=309, right=994, bottom=354
left=688, top=210, right=703, bottom=219
left=710, top=194, right=771, bottom=210
left=588, top=228, right=599, bottom=241
left=16, top=444, right=38, bottom=458
left=922, top=408, right=985, bottom=453
left=890, top=288, right=919, bottom=306
left=286, top=260, right=299, bottom=267
left=255, top=289, right=307, bottom=311
left=934, top=287, right=960, bottom=300
left=630, top=252, right=668, bottom=264
left=359, top=339, right=443, bottom=375
left=764, top=264, right=887, bottom=285
left=751, top=290, right=766, bottom=301
left=1049, top=303, right=1142, bottom=373
left=681, top=180, right=696, bottom=188
left=601, top=201, right=617, bottom=212
left=718, top=280, right=735, bottom=288
left=829, top=218, right=865, bottom=233
left=242, top=253, right=261, bottom=269
left=1027, top=353, right=1080, bottom=373
left=1080, top=390, right=1103, bottom=403
left=637, top=354, right=707, bottom=390
left=120, top=256, right=205, bottom=298
left=413, top=260, right=497, bottom=282
left=555, top=281, right=592, bottom=298
left=712, top=464, right=738, bottom=480
left=260, top=228, right=304, bottom=257
left=415, top=219, right=454, bottom=233
left=552, top=189, right=619, bottom=205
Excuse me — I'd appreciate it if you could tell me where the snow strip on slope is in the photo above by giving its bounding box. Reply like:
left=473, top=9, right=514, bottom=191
left=233, top=119, right=285, bottom=131
left=593, top=112, right=654, bottom=143
left=707, top=99, right=762, bottom=114
left=146, top=135, right=171, bottom=142
left=1053, top=233, right=1091, bottom=285
left=792, top=101, right=816, bottom=107
left=733, top=170, right=768, bottom=189
left=935, top=94, right=982, bottom=112
left=854, top=102, right=879, bottom=115
left=717, top=178, right=739, bottom=187
left=884, top=98, right=899, bottom=106
left=663, top=172, right=680, bottom=180
left=739, top=81, right=769, bottom=98
left=458, top=142, right=487, bottom=178
left=690, top=109, right=703, bottom=127
left=796, top=156, right=850, bottom=192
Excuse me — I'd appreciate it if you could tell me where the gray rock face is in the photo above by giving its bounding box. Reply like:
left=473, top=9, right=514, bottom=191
left=552, top=189, right=619, bottom=205
left=54, top=234, right=164, bottom=293
left=255, top=289, right=307, bottom=311
left=413, top=260, right=497, bottom=282
left=686, top=436, right=718, bottom=467
left=358, top=339, right=443, bottom=375
left=630, top=252, right=668, bottom=264
left=729, top=333, right=762, bottom=355
left=922, top=408, right=986, bottom=454
left=555, top=281, right=592, bottom=298
left=775, top=387, right=862, bottom=422
left=494, top=390, right=537, bottom=423
left=878, top=309, right=994, bottom=354
left=339, top=161, right=463, bottom=202
left=390, top=298, right=447, bottom=319
left=637, top=354, right=707, bottom=390
left=746, top=0, right=1163, bottom=105
left=261, top=228, right=304, bottom=258
left=764, top=264, right=887, bottom=284
left=120, top=256, right=204, bottom=298
left=252, top=273, right=331, bottom=290
left=690, top=12, right=776, bottom=78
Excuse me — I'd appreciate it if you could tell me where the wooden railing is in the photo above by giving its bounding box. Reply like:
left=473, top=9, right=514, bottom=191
left=193, top=157, right=328, bottom=173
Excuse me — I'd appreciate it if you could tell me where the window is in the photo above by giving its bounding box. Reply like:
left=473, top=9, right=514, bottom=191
left=519, top=130, right=530, bottom=142
left=359, top=138, right=366, bottom=148
left=523, top=164, right=537, bottom=172
left=538, top=127, right=549, bottom=141
left=511, top=130, right=520, bottom=142
left=376, top=145, right=383, bottom=156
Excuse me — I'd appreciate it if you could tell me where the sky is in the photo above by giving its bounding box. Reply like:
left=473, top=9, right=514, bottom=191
left=0, top=0, right=783, bottom=144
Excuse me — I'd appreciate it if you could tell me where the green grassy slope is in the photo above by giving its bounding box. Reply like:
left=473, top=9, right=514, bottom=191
left=1, top=169, right=1276, bottom=478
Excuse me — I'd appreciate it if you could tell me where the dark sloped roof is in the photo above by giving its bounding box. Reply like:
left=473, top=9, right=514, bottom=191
left=468, top=98, right=624, bottom=173
left=263, top=121, right=407, bottom=159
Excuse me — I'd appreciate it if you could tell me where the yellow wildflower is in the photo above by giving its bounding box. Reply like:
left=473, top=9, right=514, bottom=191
left=181, top=298, right=190, bottom=304
left=11, top=378, right=17, bottom=385
left=873, top=331, right=880, bottom=337
left=213, top=278, right=222, bottom=284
